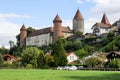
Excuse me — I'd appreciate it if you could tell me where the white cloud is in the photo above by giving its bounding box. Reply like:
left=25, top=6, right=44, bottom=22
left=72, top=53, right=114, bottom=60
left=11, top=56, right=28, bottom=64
left=0, top=13, right=32, bottom=49
left=0, top=13, right=32, bottom=18
left=77, top=0, right=83, bottom=4
left=89, top=0, right=120, bottom=22
left=63, top=20, right=72, bottom=29
left=85, top=17, right=99, bottom=33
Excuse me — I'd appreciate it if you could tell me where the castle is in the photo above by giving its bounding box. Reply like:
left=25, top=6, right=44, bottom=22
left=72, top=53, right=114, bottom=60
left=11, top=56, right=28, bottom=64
left=20, top=9, right=120, bottom=47
left=20, top=9, right=84, bottom=47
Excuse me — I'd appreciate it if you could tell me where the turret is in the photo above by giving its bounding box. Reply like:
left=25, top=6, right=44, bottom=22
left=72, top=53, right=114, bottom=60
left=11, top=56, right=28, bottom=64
left=73, top=9, right=84, bottom=33
left=20, top=24, right=27, bottom=47
left=53, top=14, right=62, bottom=41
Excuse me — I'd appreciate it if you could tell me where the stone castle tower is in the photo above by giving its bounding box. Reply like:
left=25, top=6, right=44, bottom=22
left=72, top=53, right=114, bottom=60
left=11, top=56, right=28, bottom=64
left=20, top=24, right=27, bottom=47
left=73, top=9, right=84, bottom=33
left=53, top=14, right=62, bottom=41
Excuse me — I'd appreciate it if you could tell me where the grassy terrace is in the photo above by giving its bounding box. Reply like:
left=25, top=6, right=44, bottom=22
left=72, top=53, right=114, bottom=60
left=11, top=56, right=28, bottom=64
left=0, top=69, right=119, bottom=80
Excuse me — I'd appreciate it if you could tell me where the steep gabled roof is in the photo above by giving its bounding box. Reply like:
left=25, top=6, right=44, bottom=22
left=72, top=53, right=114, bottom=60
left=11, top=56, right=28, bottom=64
left=53, top=14, right=62, bottom=23
left=28, top=27, right=53, bottom=37
left=28, top=26, right=72, bottom=37
left=92, top=22, right=111, bottom=29
left=3, top=54, right=18, bottom=60
left=101, top=13, right=111, bottom=25
left=20, top=24, right=27, bottom=31
left=73, top=9, right=84, bottom=19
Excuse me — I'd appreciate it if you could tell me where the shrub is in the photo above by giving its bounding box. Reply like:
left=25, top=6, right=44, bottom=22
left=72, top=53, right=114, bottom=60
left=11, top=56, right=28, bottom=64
left=26, top=64, right=33, bottom=69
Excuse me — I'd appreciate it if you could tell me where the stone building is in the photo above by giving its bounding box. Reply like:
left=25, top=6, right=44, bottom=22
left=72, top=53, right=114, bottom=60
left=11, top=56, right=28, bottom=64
left=20, top=9, right=84, bottom=47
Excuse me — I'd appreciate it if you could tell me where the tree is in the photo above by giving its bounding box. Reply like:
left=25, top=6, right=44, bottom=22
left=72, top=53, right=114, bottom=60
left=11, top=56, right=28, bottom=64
left=9, top=40, right=14, bottom=49
left=37, top=52, right=45, bottom=68
left=52, top=37, right=67, bottom=66
left=85, top=57, right=101, bottom=68
left=109, top=60, right=120, bottom=68
left=45, top=54, right=54, bottom=67
left=0, top=54, right=4, bottom=65
left=21, top=47, right=44, bottom=68
left=27, top=27, right=35, bottom=36
left=0, top=46, right=9, bottom=55
left=107, top=31, right=115, bottom=42
left=75, top=48, right=89, bottom=58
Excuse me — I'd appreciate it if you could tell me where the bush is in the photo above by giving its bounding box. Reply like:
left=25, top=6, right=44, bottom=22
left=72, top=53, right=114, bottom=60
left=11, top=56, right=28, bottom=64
left=85, top=57, right=102, bottom=68
left=26, top=64, right=33, bottom=69
left=109, top=60, right=120, bottom=68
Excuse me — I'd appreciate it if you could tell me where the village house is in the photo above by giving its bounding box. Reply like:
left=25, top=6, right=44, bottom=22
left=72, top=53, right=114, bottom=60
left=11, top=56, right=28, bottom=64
left=3, top=54, right=18, bottom=64
left=106, top=51, right=120, bottom=62
left=91, top=13, right=111, bottom=36
left=66, top=52, right=79, bottom=64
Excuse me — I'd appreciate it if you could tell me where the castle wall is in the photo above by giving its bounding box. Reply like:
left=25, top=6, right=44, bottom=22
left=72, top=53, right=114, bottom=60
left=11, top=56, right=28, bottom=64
left=26, top=33, right=52, bottom=47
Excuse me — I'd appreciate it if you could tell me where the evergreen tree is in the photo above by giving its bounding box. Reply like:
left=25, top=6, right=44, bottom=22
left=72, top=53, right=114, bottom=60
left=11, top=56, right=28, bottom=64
left=52, top=37, right=67, bottom=66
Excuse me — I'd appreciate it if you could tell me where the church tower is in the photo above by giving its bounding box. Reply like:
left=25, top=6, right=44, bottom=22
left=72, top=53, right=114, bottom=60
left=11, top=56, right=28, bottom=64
left=20, top=24, right=27, bottom=47
left=73, top=9, right=84, bottom=33
left=53, top=14, right=62, bottom=41
left=101, top=13, right=111, bottom=25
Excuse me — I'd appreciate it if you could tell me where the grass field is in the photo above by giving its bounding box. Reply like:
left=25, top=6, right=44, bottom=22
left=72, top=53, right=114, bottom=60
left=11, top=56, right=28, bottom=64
left=0, top=69, right=120, bottom=80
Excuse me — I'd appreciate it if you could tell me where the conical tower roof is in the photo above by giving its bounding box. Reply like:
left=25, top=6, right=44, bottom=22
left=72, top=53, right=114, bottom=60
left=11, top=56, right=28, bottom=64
left=101, top=13, right=110, bottom=25
left=20, top=24, right=27, bottom=31
left=74, top=9, right=84, bottom=19
left=53, top=14, right=62, bottom=23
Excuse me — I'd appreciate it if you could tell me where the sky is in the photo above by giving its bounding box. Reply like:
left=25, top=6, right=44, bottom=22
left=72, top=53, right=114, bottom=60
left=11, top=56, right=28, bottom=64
left=0, top=0, right=120, bottom=48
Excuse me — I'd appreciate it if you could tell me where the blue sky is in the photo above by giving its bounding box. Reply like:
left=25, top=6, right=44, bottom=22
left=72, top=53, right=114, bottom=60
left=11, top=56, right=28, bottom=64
left=0, top=0, right=120, bottom=48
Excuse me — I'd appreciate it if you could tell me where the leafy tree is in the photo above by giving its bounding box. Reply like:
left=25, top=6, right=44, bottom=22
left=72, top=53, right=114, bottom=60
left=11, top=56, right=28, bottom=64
left=0, top=46, right=9, bottom=55
left=45, top=54, right=54, bottom=67
left=100, top=35, right=120, bottom=52
left=9, top=40, right=14, bottom=49
left=21, top=47, right=44, bottom=68
left=37, top=52, right=45, bottom=68
left=63, top=40, right=83, bottom=51
left=52, top=37, right=67, bottom=66
left=85, top=57, right=102, bottom=68
left=27, top=27, right=35, bottom=36
left=0, top=54, right=4, bottom=65
left=107, top=31, right=115, bottom=42
left=9, top=46, right=24, bottom=56
left=109, top=60, right=120, bottom=68
left=75, top=48, right=89, bottom=58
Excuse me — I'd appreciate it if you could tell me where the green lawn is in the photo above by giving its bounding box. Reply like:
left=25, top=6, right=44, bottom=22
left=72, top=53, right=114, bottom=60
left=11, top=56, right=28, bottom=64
left=0, top=69, right=119, bottom=80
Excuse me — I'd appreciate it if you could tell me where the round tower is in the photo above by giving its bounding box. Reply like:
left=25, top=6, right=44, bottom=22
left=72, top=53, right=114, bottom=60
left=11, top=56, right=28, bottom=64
left=53, top=14, right=62, bottom=41
left=73, top=9, right=84, bottom=33
left=20, top=24, right=27, bottom=47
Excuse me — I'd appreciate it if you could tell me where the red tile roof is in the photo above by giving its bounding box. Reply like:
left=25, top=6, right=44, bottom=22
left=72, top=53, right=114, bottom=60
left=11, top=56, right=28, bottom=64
left=28, top=26, right=72, bottom=37
left=92, top=22, right=111, bottom=29
left=20, top=24, right=27, bottom=31
left=101, top=13, right=111, bottom=25
left=3, top=54, right=18, bottom=60
left=73, top=9, right=83, bottom=19
left=66, top=52, right=73, bottom=57
left=53, top=14, right=62, bottom=23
